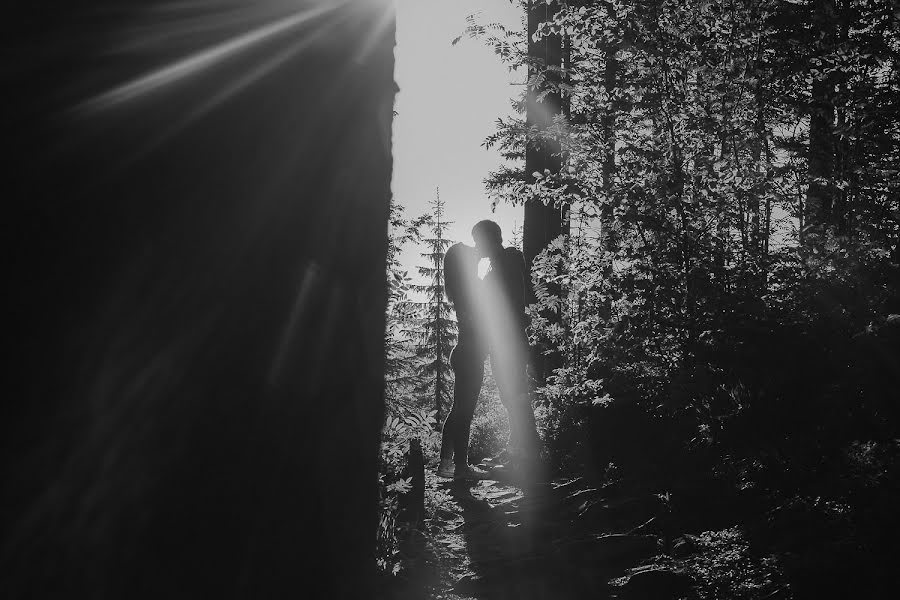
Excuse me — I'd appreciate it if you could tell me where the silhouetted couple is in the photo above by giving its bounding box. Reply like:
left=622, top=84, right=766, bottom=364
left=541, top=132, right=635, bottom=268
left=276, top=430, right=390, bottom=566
left=438, top=220, right=541, bottom=481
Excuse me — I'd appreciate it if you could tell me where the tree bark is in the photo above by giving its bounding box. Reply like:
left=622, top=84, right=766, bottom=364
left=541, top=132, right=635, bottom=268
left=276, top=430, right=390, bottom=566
left=524, top=0, right=568, bottom=379
left=524, top=0, right=567, bottom=287
left=805, top=0, right=837, bottom=242
left=600, top=42, right=619, bottom=254
left=1, top=2, right=395, bottom=598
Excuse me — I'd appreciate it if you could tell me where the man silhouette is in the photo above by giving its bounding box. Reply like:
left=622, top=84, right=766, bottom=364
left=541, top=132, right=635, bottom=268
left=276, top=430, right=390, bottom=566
left=471, top=220, right=542, bottom=467
left=437, top=242, right=491, bottom=480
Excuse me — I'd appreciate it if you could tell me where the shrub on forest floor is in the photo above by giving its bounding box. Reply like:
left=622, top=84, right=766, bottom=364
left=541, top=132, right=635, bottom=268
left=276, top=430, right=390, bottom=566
left=616, top=527, right=787, bottom=600
left=377, top=405, right=437, bottom=576
left=526, top=235, right=900, bottom=484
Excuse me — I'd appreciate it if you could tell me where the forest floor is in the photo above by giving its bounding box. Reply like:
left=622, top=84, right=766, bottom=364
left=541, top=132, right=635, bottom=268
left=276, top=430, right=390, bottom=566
left=377, top=434, right=900, bottom=600
left=385, top=465, right=789, bottom=600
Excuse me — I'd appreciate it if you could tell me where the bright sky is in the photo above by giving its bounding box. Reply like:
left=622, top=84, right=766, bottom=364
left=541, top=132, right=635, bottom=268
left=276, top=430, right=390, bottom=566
left=392, top=0, right=524, bottom=272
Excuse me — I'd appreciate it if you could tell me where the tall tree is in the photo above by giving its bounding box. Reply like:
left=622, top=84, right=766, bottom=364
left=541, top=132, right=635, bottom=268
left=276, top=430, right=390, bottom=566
left=524, top=0, right=569, bottom=284
left=805, top=0, right=839, bottom=242
left=413, top=189, right=457, bottom=426
left=1, top=1, right=397, bottom=597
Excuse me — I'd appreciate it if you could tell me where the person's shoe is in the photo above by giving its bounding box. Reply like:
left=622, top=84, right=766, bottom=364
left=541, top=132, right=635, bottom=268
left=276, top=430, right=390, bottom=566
left=454, top=464, right=491, bottom=481
left=437, top=458, right=455, bottom=479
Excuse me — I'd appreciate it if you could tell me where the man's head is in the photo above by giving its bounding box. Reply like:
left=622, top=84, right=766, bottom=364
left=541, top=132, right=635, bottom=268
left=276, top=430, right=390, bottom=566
left=472, top=220, right=503, bottom=259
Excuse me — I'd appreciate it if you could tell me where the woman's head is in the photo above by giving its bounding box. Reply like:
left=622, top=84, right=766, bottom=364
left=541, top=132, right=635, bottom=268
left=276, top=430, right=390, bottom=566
left=444, top=243, right=479, bottom=305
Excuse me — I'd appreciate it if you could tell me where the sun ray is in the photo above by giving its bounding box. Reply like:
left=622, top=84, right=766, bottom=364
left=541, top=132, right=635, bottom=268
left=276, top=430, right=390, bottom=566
left=77, top=1, right=340, bottom=114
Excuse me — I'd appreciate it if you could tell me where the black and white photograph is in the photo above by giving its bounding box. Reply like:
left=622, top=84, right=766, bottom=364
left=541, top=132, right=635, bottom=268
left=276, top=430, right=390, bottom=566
left=2, top=1, right=899, bottom=598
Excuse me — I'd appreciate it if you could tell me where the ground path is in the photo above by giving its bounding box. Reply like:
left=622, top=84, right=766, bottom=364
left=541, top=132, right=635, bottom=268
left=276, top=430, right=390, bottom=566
left=397, top=468, right=700, bottom=600
left=379, top=455, right=798, bottom=600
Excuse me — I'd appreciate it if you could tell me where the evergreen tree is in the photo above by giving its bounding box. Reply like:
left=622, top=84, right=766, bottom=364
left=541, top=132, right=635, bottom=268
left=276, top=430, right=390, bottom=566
left=509, top=220, right=524, bottom=253
left=384, top=198, right=425, bottom=410
left=412, top=189, right=457, bottom=426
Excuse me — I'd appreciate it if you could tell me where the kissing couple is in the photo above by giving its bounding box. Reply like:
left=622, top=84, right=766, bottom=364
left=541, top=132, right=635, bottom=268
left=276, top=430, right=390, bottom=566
left=437, top=219, right=542, bottom=481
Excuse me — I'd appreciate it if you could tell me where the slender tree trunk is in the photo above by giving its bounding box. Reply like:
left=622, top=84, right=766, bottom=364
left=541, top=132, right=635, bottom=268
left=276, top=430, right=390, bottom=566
left=435, top=298, right=443, bottom=425
left=600, top=42, right=618, bottom=254
left=805, top=0, right=837, bottom=242
left=751, top=77, right=764, bottom=257
left=434, top=202, right=445, bottom=425
left=833, top=14, right=851, bottom=236
left=750, top=59, right=769, bottom=290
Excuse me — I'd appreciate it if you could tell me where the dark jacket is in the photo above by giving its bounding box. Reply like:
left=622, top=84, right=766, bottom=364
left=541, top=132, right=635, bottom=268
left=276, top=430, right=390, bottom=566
left=483, top=247, right=528, bottom=332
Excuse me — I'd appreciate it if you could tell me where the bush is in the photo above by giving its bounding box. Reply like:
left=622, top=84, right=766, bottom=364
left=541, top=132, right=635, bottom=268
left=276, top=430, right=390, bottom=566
left=376, top=405, right=435, bottom=576
left=525, top=225, right=900, bottom=487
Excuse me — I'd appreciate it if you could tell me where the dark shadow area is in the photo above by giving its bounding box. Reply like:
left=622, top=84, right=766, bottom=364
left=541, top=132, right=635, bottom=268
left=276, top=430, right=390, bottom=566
left=449, top=479, right=569, bottom=600
left=435, top=475, right=667, bottom=600
left=1, top=2, right=395, bottom=597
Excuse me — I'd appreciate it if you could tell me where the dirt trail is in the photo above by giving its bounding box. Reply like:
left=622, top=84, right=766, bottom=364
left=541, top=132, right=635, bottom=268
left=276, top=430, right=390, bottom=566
left=411, top=471, right=670, bottom=600
left=379, top=457, right=797, bottom=600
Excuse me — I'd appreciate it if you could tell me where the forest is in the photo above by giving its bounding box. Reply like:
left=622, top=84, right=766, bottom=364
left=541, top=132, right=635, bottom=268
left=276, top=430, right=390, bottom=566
left=377, top=1, right=900, bottom=598
left=1, top=0, right=896, bottom=598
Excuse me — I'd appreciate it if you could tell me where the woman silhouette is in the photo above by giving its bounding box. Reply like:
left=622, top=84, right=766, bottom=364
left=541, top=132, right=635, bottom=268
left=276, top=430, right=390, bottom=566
left=437, top=242, right=491, bottom=480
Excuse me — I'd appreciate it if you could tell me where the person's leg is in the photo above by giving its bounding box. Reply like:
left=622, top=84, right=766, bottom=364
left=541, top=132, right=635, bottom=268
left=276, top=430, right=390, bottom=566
left=492, top=334, right=540, bottom=459
left=439, top=379, right=458, bottom=462
left=492, top=353, right=521, bottom=451
left=440, top=348, right=465, bottom=462
left=451, top=344, right=485, bottom=468
left=439, top=342, right=485, bottom=475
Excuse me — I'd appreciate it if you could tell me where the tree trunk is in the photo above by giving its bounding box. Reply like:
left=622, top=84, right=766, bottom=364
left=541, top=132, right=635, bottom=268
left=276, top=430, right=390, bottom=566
left=805, top=0, right=837, bottom=242
left=524, top=0, right=568, bottom=379
left=751, top=77, right=765, bottom=258
left=524, top=0, right=567, bottom=285
left=435, top=298, right=443, bottom=425
left=2, top=2, right=395, bottom=598
left=600, top=43, right=619, bottom=254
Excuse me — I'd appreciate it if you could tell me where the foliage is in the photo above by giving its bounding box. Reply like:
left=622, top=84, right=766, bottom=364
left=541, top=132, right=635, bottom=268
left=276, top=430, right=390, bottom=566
left=377, top=195, right=469, bottom=578
left=384, top=199, right=427, bottom=407
left=411, top=190, right=458, bottom=424
left=378, top=199, right=434, bottom=576
left=376, top=406, right=437, bottom=576
left=508, top=220, right=524, bottom=252
left=468, top=0, right=900, bottom=475
left=620, top=527, right=787, bottom=600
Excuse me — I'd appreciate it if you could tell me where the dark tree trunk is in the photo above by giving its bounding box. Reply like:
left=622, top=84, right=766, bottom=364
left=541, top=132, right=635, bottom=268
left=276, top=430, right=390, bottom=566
left=807, top=76, right=835, bottom=239
left=600, top=43, right=619, bottom=254
left=1, top=2, right=395, bottom=598
left=751, top=77, right=765, bottom=258
left=523, top=0, right=567, bottom=286
left=524, top=0, right=568, bottom=379
left=805, top=0, right=837, bottom=242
